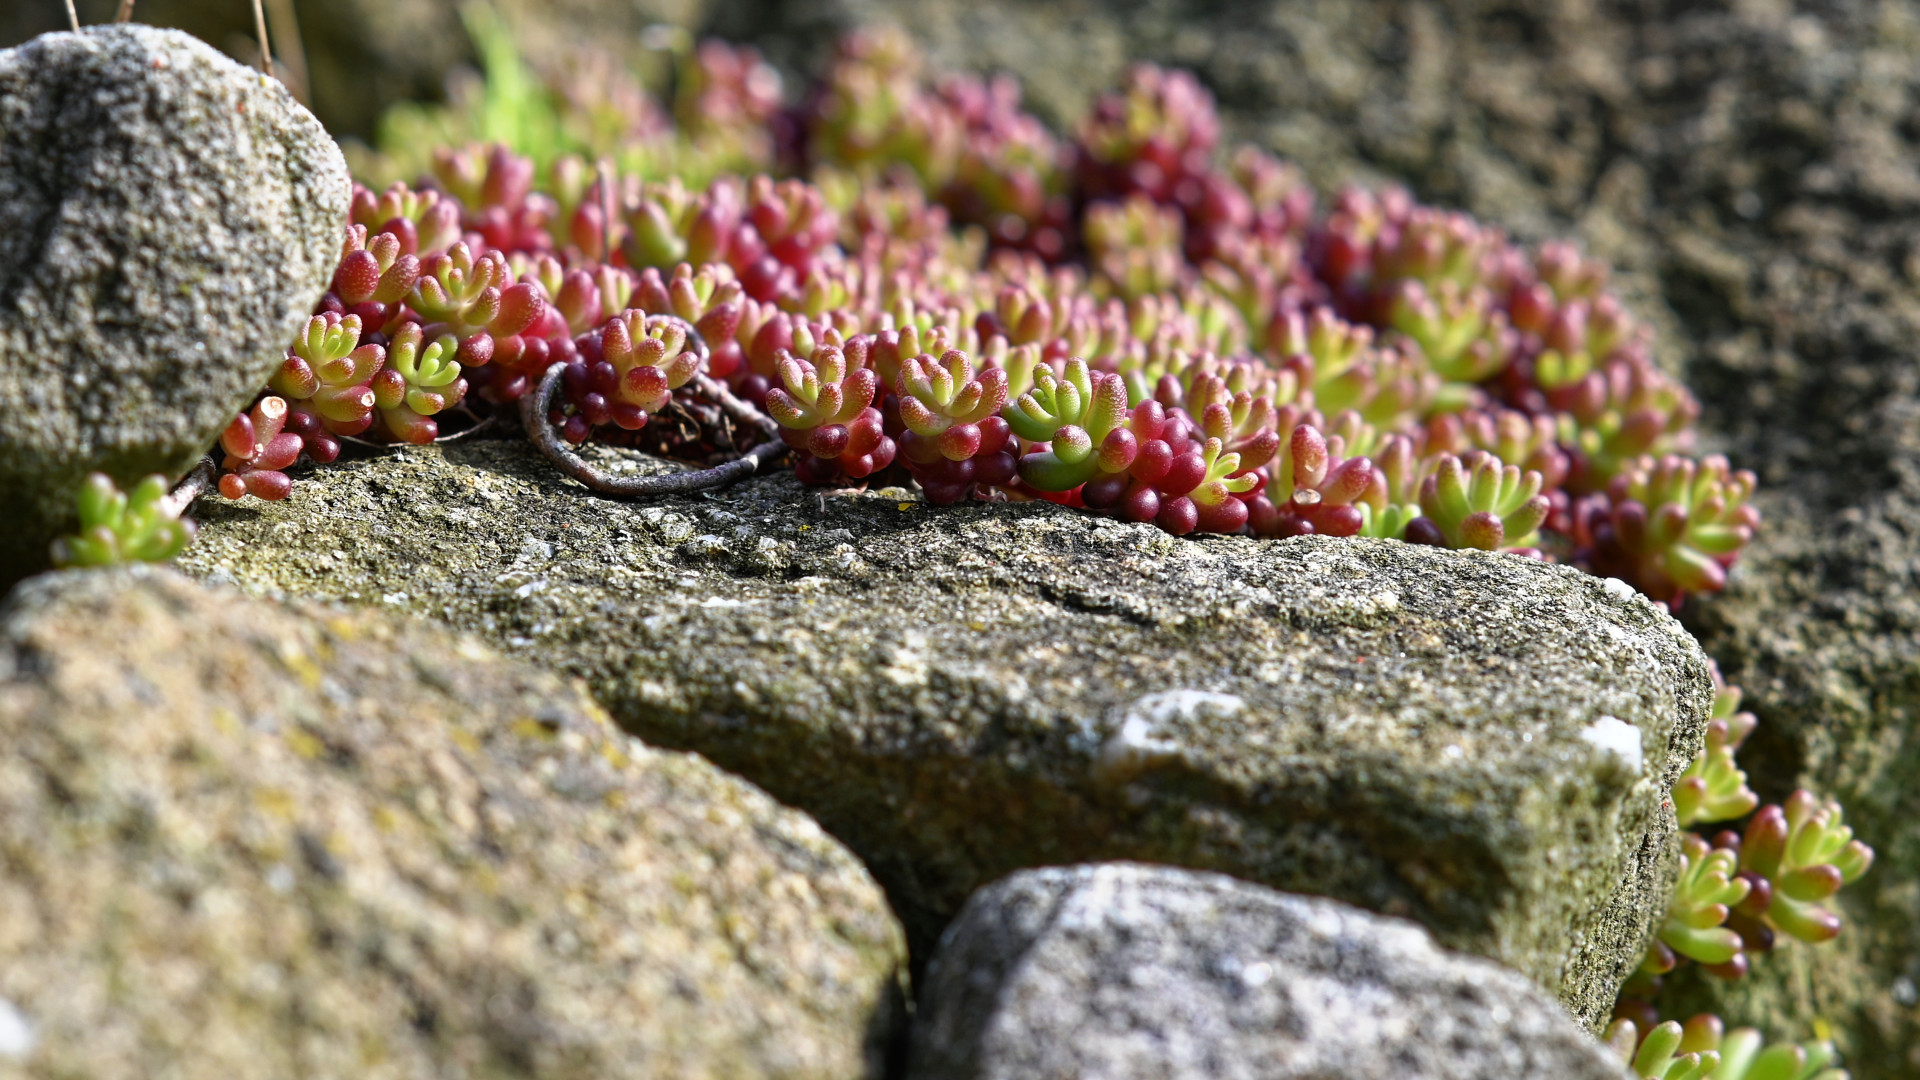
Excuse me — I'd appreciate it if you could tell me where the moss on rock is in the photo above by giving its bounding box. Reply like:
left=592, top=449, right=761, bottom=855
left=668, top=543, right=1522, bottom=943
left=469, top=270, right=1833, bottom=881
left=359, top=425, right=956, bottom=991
left=182, top=439, right=1713, bottom=1029
left=0, top=566, right=906, bottom=1080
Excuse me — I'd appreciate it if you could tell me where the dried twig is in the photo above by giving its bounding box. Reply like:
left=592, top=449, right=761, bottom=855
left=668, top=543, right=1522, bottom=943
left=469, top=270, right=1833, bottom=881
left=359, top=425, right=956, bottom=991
left=521, top=362, right=786, bottom=496
left=114, top=0, right=135, bottom=22
left=691, top=374, right=781, bottom=440
left=63, top=0, right=80, bottom=32
left=161, top=457, right=218, bottom=519
left=250, top=0, right=272, bottom=74
left=430, top=414, right=500, bottom=444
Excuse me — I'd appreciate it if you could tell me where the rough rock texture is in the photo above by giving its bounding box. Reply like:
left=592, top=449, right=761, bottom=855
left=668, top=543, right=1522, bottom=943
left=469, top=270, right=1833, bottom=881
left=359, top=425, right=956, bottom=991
left=10, top=0, right=1906, bottom=1061
left=702, top=1, right=1920, bottom=1068
left=181, top=439, right=1713, bottom=1029
left=910, top=863, right=1631, bottom=1080
left=0, top=567, right=905, bottom=1080
left=0, top=25, right=348, bottom=586
left=0, top=2, right=710, bottom=139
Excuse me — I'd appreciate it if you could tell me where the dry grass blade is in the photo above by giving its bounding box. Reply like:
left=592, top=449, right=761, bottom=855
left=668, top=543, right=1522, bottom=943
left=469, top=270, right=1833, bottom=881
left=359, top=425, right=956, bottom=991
left=250, top=0, right=272, bottom=74
left=263, top=0, right=310, bottom=103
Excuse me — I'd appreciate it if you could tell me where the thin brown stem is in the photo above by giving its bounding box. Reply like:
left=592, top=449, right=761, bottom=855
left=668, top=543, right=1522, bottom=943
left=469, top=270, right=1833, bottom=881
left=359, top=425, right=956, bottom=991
left=162, top=457, right=218, bottom=519
left=63, top=0, right=80, bottom=32
left=691, top=374, right=781, bottom=440
left=250, top=0, right=272, bottom=75
left=521, top=363, right=787, bottom=497
left=114, top=0, right=135, bottom=22
left=262, top=0, right=309, bottom=103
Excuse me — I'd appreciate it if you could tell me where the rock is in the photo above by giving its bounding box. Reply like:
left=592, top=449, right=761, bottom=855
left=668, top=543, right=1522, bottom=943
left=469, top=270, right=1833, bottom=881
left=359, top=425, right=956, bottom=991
left=910, top=863, right=1631, bottom=1080
left=179, top=438, right=1713, bottom=1029
left=705, top=0, right=1920, bottom=1065
left=0, top=25, right=348, bottom=587
left=0, top=566, right=906, bottom=1079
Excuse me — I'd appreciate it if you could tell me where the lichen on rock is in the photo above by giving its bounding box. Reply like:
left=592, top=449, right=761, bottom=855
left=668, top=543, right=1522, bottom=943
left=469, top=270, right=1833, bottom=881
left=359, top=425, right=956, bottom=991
left=0, top=566, right=906, bottom=1080
left=182, top=438, right=1714, bottom=1029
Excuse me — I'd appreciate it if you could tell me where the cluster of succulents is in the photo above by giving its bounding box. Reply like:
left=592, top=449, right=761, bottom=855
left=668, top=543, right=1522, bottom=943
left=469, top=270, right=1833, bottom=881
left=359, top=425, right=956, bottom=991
left=52, top=23, right=1850, bottom=1069
left=1601, top=666, right=1871, bottom=1075
left=353, top=9, right=782, bottom=198
left=209, top=27, right=1762, bottom=613
left=1608, top=1013, right=1846, bottom=1080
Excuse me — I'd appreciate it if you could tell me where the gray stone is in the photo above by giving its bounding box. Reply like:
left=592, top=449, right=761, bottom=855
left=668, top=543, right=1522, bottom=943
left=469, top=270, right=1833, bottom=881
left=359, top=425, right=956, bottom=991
left=7, top=0, right=1904, bottom=1064
left=0, top=25, right=348, bottom=586
left=910, top=863, right=1631, bottom=1080
left=0, top=566, right=906, bottom=1080
left=699, top=1, right=1920, bottom=1065
left=179, top=438, right=1713, bottom=1029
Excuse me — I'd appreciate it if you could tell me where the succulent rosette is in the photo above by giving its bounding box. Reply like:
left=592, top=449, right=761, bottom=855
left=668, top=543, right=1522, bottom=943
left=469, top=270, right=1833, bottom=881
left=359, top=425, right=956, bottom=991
left=767, top=337, right=894, bottom=481
left=1736, top=791, right=1874, bottom=947
left=552, top=310, right=706, bottom=443
left=893, top=346, right=1013, bottom=503
left=50, top=474, right=196, bottom=568
left=351, top=182, right=463, bottom=258
left=269, top=312, right=385, bottom=462
left=1606, top=1015, right=1846, bottom=1080
left=326, top=225, right=422, bottom=330
left=1578, top=454, right=1759, bottom=604
left=1406, top=451, right=1550, bottom=552
left=1674, top=672, right=1761, bottom=829
left=218, top=396, right=304, bottom=501
left=371, top=324, right=468, bottom=444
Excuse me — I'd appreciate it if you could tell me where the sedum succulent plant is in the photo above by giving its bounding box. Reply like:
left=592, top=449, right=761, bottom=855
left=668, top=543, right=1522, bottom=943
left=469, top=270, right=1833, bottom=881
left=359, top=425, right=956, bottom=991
left=49, top=473, right=196, bottom=569
left=215, top=20, right=1786, bottom=611
left=77, top=22, right=1851, bottom=1074
left=1607, top=1016, right=1847, bottom=1080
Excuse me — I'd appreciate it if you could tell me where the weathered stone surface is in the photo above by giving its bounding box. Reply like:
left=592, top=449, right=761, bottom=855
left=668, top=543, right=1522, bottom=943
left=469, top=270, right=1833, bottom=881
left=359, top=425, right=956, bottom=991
left=703, top=1, right=1920, bottom=1068
left=181, top=439, right=1712, bottom=1029
left=0, top=25, right=348, bottom=586
left=911, top=863, right=1631, bottom=1080
left=0, top=567, right=905, bottom=1080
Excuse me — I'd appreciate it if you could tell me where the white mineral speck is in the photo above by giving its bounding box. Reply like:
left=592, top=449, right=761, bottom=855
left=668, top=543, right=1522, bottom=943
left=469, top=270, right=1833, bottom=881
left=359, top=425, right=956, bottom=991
left=1601, top=577, right=1639, bottom=602
left=1580, top=716, right=1643, bottom=775
left=0, top=998, right=35, bottom=1060
left=1095, top=690, right=1243, bottom=781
